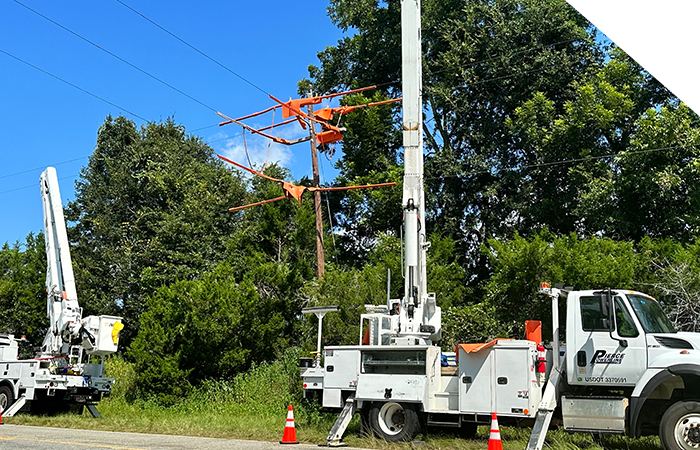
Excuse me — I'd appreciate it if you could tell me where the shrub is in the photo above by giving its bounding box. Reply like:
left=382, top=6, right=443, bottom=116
left=104, top=355, right=138, bottom=401
left=129, top=264, right=290, bottom=404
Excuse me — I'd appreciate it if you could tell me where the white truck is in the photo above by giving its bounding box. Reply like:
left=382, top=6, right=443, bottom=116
left=301, top=1, right=700, bottom=449
left=304, top=283, right=700, bottom=450
left=0, top=167, right=123, bottom=417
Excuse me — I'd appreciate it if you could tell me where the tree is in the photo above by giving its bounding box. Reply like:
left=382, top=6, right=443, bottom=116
left=225, top=165, right=318, bottom=278
left=0, top=233, right=47, bottom=353
left=66, top=116, right=248, bottom=347
left=507, top=65, right=633, bottom=235
left=642, top=239, right=700, bottom=331
left=508, top=48, right=692, bottom=239
left=422, top=0, right=599, bottom=252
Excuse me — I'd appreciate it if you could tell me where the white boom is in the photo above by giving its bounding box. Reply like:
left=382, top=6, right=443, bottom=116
left=40, top=167, right=83, bottom=356
left=397, top=0, right=440, bottom=345
left=39, top=167, right=123, bottom=359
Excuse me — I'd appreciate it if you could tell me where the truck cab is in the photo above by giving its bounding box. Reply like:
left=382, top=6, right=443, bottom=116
left=558, top=288, right=700, bottom=448
left=566, top=289, right=676, bottom=388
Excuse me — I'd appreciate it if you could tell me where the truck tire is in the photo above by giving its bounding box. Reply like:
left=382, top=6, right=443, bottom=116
left=369, top=401, right=420, bottom=442
left=660, top=400, right=700, bottom=450
left=0, top=385, right=15, bottom=411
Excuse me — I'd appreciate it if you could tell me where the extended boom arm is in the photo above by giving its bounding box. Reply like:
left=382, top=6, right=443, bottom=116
left=39, top=167, right=123, bottom=359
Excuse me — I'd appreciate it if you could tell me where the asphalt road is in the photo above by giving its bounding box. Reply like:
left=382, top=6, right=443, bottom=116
left=0, top=424, right=327, bottom=450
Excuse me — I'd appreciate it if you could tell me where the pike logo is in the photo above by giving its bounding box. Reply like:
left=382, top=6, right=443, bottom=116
left=590, top=350, right=625, bottom=365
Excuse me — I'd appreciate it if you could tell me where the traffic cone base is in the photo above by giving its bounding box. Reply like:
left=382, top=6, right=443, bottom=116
left=487, top=412, right=502, bottom=450
left=280, top=404, right=298, bottom=444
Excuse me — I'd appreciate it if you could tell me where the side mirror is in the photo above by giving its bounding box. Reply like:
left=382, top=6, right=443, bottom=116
left=600, top=294, right=609, bottom=318
left=603, top=288, right=629, bottom=347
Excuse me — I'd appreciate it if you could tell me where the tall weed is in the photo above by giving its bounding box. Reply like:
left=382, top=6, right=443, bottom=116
left=151, top=348, right=305, bottom=418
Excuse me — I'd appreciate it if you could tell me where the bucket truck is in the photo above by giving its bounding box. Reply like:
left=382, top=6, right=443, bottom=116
left=0, top=167, right=123, bottom=417
left=301, top=2, right=700, bottom=450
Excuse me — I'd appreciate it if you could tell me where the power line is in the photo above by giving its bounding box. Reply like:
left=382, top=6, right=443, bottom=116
left=0, top=156, right=87, bottom=180
left=0, top=173, right=78, bottom=196
left=2, top=42, right=219, bottom=135
left=191, top=124, right=219, bottom=132
left=0, top=129, right=245, bottom=192
left=0, top=49, right=147, bottom=122
left=114, top=0, right=271, bottom=97
left=11, top=0, right=218, bottom=113
left=427, top=145, right=699, bottom=181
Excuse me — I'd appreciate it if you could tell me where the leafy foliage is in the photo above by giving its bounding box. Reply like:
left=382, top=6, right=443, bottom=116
left=0, top=233, right=47, bottom=354
left=105, top=355, right=139, bottom=401
left=441, top=303, right=512, bottom=351
left=483, top=230, right=659, bottom=336
left=129, top=264, right=292, bottom=404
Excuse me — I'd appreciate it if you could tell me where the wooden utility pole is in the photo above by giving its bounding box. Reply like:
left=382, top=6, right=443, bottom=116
left=307, top=99, right=325, bottom=279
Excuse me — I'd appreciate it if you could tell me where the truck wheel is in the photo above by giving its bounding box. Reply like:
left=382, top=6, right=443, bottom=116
left=0, top=385, right=15, bottom=411
left=660, top=400, right=700, bottom=450
left=369, top=401, right=420, bottom=442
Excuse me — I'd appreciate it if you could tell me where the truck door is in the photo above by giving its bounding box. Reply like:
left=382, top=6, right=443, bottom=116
left=569, top=293, right=647, bottom=387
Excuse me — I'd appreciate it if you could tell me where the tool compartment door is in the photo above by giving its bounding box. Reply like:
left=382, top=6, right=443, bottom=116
left=494, top=345, right=536, bottom=415
left=458, top=345, right=492, bottom=413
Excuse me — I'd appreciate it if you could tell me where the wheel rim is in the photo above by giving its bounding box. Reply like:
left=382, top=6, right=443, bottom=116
left=674, top=412, right=700, bottom=449
left=0, top=393, right=7, bottom=410
left=378, top=402, right=406, bottom=436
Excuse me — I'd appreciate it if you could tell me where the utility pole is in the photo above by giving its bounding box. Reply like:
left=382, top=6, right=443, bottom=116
left=307, top=98, right=325, bottom=279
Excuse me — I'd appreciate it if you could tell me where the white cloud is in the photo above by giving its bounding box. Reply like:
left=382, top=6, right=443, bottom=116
left=220, top=136, right=292, bottom=170
left=213, top=120, right=309, bottom=174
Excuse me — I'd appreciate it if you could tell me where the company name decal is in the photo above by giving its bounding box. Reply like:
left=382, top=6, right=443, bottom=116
left=590, top=350, right=625, bottom=365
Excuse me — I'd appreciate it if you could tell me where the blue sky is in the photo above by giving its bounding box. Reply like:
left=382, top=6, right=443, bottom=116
left=0, top=0, right=347, bottom=245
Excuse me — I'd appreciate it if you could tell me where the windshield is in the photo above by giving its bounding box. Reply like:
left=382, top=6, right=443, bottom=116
left=627, top=294, right=676, bottom=334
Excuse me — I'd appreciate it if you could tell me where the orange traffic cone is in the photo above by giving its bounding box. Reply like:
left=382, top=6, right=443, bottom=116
left=487, top=412, right=502, bottom=450
left=280, top=404, right=298, bottom=444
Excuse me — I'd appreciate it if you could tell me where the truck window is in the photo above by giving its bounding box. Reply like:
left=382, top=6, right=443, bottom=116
left=627, top=294, right=676, bottom=334
left=580, top=296, right=608, bottom=331
left=614, top=297, right=639, bottom=337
